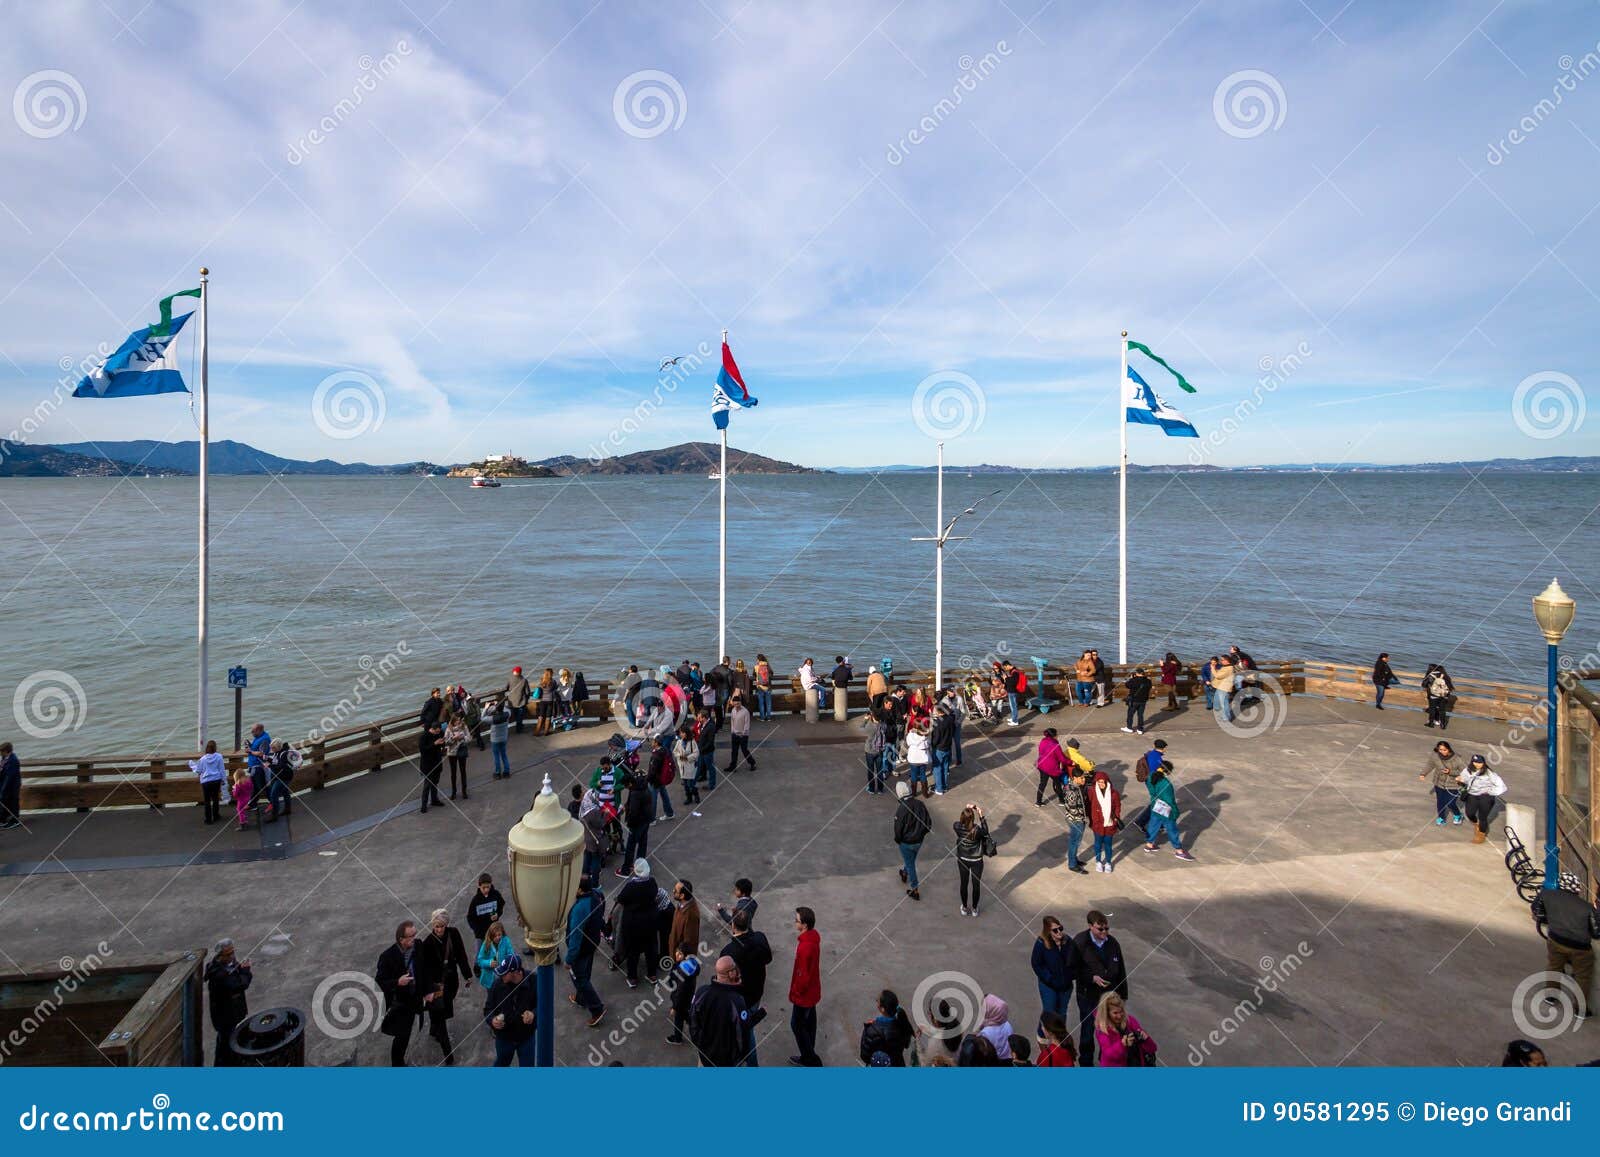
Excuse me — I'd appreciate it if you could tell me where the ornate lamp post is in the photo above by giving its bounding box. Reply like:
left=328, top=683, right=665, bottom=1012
left=1532, top=578, right=1576, bottom=891
left=506, top=773, right=584, bottom=1067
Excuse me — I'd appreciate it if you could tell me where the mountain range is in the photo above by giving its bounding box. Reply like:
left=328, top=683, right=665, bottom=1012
left=3, top=439, right=1598, bottom=477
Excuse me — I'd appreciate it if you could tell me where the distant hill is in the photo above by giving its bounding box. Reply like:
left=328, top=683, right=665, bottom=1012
left=53, top=440, right=444, bottom=476
left=0, top=441, right=188, bottom=477
left=842, top=457, right=1600, bottom=474
left=539, top=442, right=817, bottom=476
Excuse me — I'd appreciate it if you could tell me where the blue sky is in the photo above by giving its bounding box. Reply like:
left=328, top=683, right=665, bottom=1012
left=2, top=0, right=1599, bottom=468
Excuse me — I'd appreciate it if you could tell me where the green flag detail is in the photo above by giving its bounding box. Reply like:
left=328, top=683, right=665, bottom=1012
left=1127, top=340, right=1197, bottom=393
left=149, top=288, right=201, bottom=337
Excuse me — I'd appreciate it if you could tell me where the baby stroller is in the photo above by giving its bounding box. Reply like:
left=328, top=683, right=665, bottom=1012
left=964, top=678, right=995, bottom=724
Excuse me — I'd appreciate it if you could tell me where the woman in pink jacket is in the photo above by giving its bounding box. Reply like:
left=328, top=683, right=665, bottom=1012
left=1094, top=992, right=1157, bottom=1066
left=1035, top=728, right=1069, bottom=807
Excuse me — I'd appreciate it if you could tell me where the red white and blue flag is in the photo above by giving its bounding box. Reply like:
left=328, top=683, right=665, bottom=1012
left=712, top=341, right=757, bottom=430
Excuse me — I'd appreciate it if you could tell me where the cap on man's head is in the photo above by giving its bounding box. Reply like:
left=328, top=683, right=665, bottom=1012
left=496, top=954, right=524, bottom=976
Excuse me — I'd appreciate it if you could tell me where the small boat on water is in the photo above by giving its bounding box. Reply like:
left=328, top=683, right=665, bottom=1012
left=470, top=476, right=501, bottom=488
left=708, top=471, right=722, bottom=480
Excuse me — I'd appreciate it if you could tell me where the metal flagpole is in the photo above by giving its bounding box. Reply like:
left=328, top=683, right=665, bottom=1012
left=198, top=268, right=210, bottom=748
left=935, top=441, right=944, bottom=692
left=719, top=327, right=728, bottom=662
left=1118, top=330, right=1128, bottom=665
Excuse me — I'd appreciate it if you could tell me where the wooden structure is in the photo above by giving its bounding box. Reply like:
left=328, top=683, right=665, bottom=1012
left=1556, top=671, right=1599, bottom=893
left=17, top=660, right=1546, bottom=816
left=0, top=950, right=206, bottom=1066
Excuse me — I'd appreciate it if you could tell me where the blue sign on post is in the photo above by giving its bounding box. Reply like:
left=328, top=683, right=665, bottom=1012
left=228, top=666, right=248, bottom=689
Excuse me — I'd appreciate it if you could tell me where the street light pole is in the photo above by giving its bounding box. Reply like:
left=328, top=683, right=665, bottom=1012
left=1532, top=578, right=1575, bottom=891
left=912, top=462, right=999, bottom=694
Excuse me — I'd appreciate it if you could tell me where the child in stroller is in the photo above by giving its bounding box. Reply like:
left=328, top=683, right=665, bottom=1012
left=964, top=676, right=995, bottom=723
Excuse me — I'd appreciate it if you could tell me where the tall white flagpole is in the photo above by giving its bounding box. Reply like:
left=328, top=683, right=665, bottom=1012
left=198, top=268, right=210, bottom=748
left=1118, top=330, right=1128, bottom=665
left=719, top=327, right=728, bottom=662
left=935, top=440, right=944, bottom=693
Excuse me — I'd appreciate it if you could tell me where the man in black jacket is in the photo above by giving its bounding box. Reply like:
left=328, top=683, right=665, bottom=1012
left=1122, top=668, right=1153, bottom=735
left=1070, top=908, right=1130, bottom=1066
left=720, top=909, right=772, bottom=1065
left=929, top=708, right=955, bottom=794
left=1533, top=880, right=1599, bottom=1019
left=204, top=938, right=252, bottom=1066
left=830, top=657, right=853, bottom=713
left=621, top=773, right=654, bottom=874
left=1089, top=651, right=1109, bottom=708
left=893, top=781, right=931, bottom=900
left=1371, top=653, right=1396, bottom=709
left=375, top=920, right=422, bottom=1067
left=708, top=657, right=732, bottom=726
left=465, top=872, right=505, bottom=941
left=417, top=722, right=444, bottom=813
left=483, top=954, right=538, bottom=1066
left=690, top=956, right=751, bottom=1066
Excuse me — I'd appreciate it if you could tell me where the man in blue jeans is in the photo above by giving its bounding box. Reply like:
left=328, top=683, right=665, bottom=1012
left=892, top=781, right=931, bottom=900
left=1062, top=764, right=1091, bottom=874
left=694, top=709, right=718, bottom=791
left=564, top=876, right=608, bottom=1027
left=486, top=702, right=511, bottom=778
left=929, top=707, right=955, bottom=793
left=1002, top=662, right=1023, bottom=725
left=484, top=955, right=538, bottom=1066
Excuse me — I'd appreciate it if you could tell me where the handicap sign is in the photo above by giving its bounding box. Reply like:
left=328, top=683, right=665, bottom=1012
left=228, top=666, right=248, bottom=689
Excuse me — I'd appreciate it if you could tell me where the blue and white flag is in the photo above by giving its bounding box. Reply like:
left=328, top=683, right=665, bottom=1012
left=72, top=289, right=199, bottom=399
left=1125, top=366, right=1198, bottom=438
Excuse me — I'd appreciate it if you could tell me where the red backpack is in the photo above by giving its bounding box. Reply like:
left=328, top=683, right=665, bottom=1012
left=1016, top=670, right=1029, bottom=693
left=658, top=751, right=676, bottom=786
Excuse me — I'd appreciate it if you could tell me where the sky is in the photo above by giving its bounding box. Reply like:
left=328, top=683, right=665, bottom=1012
left=2, top=0, right=1599, bottom=469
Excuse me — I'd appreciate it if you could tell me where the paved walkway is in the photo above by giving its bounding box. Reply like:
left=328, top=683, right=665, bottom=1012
left=0, top=694, right=1586, bottom=1068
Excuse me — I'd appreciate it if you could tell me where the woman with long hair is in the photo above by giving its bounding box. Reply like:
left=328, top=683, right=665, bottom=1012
left=1094, top=991, right=1156, bottom=1067
left=535, top=668, right=556, bottom=736
left=556, top=668, right=577, bottom=730
left=1456, top=753, right=1508, bottom=845
left=416, top=907, right=472, bottom=1064
left=475, top=920, right=516, bottom=990
left=753, top=653, right=774, bottom=721
left=443, top=710, right=470, bottom=800
left=1423, top=663, right=1455, bottom=730
left=1160, top=652, right=1181, bottom=711
left=952, top=803, right=991, bottom=916
left=1418, top=739, right=1465, bottom=826
left=1031, top=916, right=1073, bottom=1032
left=858, top=989, right=916, bottom=1066
left=1036, top=1012, right=1077, bottom=1066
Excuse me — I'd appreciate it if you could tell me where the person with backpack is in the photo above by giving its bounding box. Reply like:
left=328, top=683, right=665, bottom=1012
left=753, top=653, right=774, bottom=721
left=565, top=875, right=607, bottom=1026
left=1001, top=661, right=1024, bottom=725
left=858, top=989, right=915, bottom=1066
left=893, top=780, right=931, bottom=900
left=646, top=736, right=676, bottom=821
left=1456, top=753, right=1507, bottom=844
left=264, top=740, right=299, bottom=821
left=1423, top=663, right=1455, bottom=729
left=1121, top=668, right=1152, bottom=735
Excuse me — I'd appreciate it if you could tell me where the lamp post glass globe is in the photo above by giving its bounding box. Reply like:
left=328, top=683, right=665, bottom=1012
left=506, top=773, right=584, bottom=961
left=1532, top=578, right=1576, bottom=645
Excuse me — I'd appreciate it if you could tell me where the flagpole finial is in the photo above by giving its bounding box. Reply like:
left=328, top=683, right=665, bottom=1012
left=1120, top=330, right=1127, bottom=338
left=199, top=267, right=209, bottom=277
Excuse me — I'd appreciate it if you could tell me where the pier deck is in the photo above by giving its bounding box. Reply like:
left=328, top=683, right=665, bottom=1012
left=0, top=696, right=1582, bottom=1067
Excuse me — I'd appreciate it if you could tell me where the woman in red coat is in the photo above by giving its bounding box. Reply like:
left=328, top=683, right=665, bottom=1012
left=1159, top=653, right=1181, bottom=711
left=1088, top=770, right=1121, bottom=874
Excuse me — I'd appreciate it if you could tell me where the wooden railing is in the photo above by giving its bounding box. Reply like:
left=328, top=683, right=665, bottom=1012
left=15, top=660, right=1545, bottom=815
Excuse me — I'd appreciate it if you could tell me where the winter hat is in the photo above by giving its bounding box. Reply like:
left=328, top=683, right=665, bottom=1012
left=495, top=953, right=524, bottom=976
left=632, top=859, right=651, bottom=880
left=895, top=781, right=910, bottom=799
left=513, top=667, right=522, bottom=674
left=869, top=666, right=878, bottom=674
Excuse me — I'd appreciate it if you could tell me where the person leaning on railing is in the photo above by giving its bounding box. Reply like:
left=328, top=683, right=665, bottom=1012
left=0, top=741, right=21, bottom=831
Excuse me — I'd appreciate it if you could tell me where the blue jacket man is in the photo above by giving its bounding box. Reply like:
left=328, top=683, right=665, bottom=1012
left=0, top=742, right=21, bottom=829
left=565, top=878, right=607, bottom=1025
left=245, top=725, right=272, bottom=794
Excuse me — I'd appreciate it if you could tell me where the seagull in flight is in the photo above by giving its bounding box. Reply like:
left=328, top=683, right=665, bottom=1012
left=659, top=355, right=688, bottom=371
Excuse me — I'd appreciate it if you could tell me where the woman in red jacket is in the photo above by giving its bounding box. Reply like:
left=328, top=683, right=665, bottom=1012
left=1159, top=653, right=1181, bottom=711
left=789, top=906, right=822, bottom=1066
left=1035, top=728, right=1069, bottom=806
left=1088, top=770, right=1122, bottom=874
